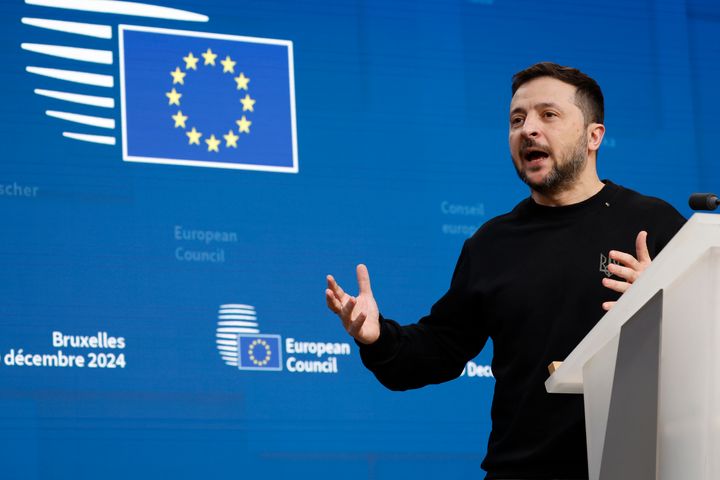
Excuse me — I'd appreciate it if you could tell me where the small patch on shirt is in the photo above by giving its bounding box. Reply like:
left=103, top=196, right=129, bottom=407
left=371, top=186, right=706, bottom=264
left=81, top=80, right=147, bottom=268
left=599, top=252, right=620, bottom=277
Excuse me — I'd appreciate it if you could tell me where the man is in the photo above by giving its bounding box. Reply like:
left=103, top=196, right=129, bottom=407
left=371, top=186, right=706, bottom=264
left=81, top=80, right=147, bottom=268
left=325, top=62, right=685, bottom=479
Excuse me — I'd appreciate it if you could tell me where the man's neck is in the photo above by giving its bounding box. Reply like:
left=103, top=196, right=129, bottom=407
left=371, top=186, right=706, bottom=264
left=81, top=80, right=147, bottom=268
left=531, top=175, right=605, bottom=207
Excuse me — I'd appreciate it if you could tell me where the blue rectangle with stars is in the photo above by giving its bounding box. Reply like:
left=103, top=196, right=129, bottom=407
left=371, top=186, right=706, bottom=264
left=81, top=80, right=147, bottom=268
left=119, top=25, right=297, bottom=173
left=237, top=334, right=283, bottom=371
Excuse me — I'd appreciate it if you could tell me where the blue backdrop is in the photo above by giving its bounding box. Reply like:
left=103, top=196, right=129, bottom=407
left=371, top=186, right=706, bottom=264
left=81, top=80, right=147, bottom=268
left=1, top=0, right=718, bottom=478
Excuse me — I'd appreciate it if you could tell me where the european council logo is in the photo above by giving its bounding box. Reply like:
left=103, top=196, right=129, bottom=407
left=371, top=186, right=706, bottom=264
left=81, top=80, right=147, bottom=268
left=215, top=304, right=282, bottom=372
left=238, top=334, right=282, bottom=371
left=21, top=1, right=297, bottom=173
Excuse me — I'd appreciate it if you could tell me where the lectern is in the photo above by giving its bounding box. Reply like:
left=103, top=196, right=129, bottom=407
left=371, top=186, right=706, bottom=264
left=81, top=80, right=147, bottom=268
left=546, top=213, right=720, bottom=480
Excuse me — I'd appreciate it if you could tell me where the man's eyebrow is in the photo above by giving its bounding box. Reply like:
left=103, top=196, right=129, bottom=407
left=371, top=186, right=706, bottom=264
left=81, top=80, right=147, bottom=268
left=510, top=102, right=564, bottom=116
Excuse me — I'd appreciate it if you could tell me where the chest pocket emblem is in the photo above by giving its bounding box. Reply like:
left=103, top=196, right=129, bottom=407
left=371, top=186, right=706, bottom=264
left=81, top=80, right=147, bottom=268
left=599, top=253, right=620, bottom=277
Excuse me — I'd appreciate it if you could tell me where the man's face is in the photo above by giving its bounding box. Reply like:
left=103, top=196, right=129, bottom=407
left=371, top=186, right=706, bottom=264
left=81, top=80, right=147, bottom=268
left=508, top=76, right=589, bottom=194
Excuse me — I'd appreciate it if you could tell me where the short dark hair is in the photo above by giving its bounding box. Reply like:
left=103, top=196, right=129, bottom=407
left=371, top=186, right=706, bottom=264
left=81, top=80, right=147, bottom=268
left=511, top=62, right=604, bottom=125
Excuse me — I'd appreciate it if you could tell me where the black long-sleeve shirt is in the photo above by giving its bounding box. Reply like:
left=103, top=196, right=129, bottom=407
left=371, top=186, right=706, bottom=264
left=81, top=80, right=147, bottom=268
left=358, top=181, right=686, bottom=479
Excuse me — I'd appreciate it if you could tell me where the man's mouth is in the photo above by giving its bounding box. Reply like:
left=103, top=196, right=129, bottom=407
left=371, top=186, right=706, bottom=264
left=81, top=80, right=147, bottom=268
left=523, top=148, right=550, bottom=163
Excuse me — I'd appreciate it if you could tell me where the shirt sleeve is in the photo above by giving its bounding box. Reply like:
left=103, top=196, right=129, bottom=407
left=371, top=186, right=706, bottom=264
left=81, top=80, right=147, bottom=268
left=648, top=200, right=687, bottom=254
left=357, top=240, right=489, bottom=391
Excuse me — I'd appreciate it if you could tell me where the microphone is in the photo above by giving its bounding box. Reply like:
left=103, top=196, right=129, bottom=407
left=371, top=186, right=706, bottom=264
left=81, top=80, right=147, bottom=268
left=689, top=193, right=720, bottom=211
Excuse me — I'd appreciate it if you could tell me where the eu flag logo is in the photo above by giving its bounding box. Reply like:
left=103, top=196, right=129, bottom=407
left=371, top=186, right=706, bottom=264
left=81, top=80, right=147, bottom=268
left=119, top=25, right=297, bottom=173
left=237, top=334, right=283, bottom=371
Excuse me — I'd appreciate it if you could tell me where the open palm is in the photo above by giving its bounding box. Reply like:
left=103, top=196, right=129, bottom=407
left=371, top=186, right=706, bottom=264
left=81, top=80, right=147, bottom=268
left=325, top=264, right=380, bottom=345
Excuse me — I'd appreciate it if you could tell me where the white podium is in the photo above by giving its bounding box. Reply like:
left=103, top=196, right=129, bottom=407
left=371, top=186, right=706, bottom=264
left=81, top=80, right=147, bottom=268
left=546, top=213, right=720, bottom=480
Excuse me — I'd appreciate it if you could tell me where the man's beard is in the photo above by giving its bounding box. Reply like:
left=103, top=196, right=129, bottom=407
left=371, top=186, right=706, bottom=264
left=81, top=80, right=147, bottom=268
left=514, top=134, right=588, bottom=196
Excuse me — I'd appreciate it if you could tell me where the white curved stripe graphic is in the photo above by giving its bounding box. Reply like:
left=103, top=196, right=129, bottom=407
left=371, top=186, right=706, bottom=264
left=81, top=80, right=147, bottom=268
left=21, top=17, right=113, bottom=39
left=22, top=43, right=113, bottom=64
left=35, top=89, right=114, bottom=108
left=221, top=352, right=239, bottom=357
left=217, top=327, right=260, bottom=334
left=216, top=333, right=239, bottom=339
left=63, top=132, right=116, bottom=145
left=27, top=66, right=113, bottom=87
left=218, top=321, right=258, bottom=327
left=216, top=339, right=238, bottom=346
left=220, top=304, right=254, bottom=309
left=216, top=327, right=260, bottom=332
left=225, top=361, right=238, bottom=366
left=219, top=309, right=257, bottom=314
left=219, top=314, right=256, bottom=319
left=216, top=345, right=237, bottom=352
left=47, top=110, right=115, bottom=129
left=218, top=314, right=256, bottom=320
left=25, top=0, right=208, bottom=22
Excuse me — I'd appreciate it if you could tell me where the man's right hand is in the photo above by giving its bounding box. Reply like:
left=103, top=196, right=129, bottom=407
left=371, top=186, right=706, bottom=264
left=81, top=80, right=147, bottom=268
left=326, top=264, right=380, bottom=345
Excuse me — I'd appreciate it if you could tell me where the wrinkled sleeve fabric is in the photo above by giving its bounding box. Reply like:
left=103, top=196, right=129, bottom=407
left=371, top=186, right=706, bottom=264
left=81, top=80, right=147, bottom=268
left=357, top=240, right=489, bottom=391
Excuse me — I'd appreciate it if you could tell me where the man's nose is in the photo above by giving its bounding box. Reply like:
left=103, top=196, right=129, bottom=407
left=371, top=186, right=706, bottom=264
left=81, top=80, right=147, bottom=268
left=521, top=115, right=540, bottom=138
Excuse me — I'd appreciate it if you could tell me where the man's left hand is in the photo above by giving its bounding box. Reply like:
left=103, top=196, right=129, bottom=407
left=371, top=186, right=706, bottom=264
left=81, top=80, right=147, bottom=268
left=601, top=231, right=651, bottom=311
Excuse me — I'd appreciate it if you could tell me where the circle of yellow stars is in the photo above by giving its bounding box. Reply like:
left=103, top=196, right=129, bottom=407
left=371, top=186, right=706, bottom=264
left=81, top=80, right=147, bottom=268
left=165, top=48, right=255, bottom=153
left=248, top=338, right=272, bottom=367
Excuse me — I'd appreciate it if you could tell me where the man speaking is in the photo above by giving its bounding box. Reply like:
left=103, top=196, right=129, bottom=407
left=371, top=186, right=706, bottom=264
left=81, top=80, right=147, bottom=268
left=325, top=62, right=685, bottom=479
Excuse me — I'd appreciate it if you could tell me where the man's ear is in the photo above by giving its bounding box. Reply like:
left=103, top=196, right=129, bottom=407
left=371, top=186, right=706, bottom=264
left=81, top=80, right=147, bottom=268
left=588, top=123, right=605, bottom=152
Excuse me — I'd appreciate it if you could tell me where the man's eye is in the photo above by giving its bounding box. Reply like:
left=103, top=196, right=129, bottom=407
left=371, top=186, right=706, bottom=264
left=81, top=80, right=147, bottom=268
left=511, top=117, right=524, bottom=126
left=543, top=111, right=557, bottom=118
